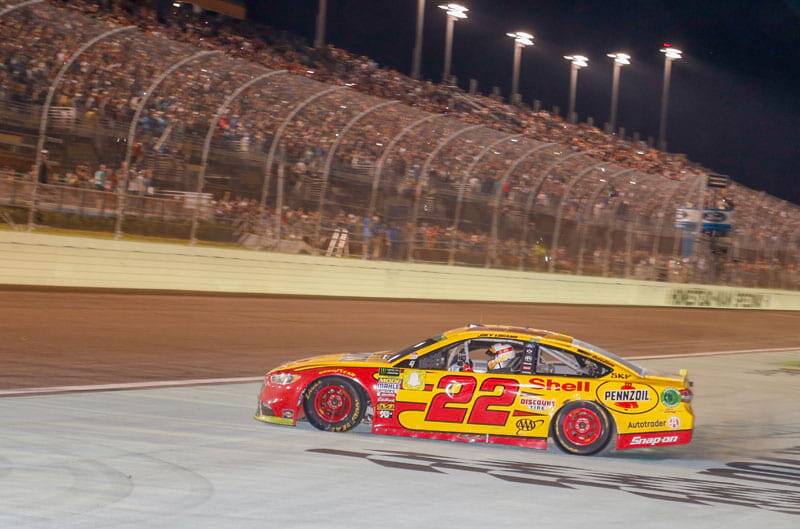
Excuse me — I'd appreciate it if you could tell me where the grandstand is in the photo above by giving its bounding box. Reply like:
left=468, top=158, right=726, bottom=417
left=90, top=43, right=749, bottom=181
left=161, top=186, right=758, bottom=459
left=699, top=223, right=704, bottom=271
left=0, top=0, right=798, bottom=289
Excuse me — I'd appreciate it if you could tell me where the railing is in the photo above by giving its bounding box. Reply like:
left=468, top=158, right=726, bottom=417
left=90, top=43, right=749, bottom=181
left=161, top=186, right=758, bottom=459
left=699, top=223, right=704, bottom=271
left=1, top=174, right=798, bottom=291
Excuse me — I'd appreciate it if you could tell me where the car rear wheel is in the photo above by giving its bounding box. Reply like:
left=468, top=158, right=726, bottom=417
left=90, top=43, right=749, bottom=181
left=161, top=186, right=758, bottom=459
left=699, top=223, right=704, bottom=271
left=552, top=401, right=613, bottom=456
left=303, top=377, right=366, bottom=432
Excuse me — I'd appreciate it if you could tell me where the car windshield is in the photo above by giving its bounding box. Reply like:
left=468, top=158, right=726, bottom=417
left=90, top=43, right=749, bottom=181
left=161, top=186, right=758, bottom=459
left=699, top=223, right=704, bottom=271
left=572, top=339, right=648, bottom=376
left=385, top=335, right=444, bottom=362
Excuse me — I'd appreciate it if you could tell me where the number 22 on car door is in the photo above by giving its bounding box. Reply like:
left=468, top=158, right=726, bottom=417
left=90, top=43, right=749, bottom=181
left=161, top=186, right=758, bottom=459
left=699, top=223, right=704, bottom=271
left=397, top=371, right=523, bottom=436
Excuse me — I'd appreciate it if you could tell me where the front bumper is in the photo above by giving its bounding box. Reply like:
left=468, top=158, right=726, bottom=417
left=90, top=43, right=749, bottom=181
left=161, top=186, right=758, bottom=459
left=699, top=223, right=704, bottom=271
left=254, top=383, right=303, bottom=426
left=254, top=413, right=295, bottom=426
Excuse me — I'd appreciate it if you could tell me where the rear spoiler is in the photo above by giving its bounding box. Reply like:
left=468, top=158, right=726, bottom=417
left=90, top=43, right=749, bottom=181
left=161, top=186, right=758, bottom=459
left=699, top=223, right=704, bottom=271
left=679, top=368, right=693, bottom=387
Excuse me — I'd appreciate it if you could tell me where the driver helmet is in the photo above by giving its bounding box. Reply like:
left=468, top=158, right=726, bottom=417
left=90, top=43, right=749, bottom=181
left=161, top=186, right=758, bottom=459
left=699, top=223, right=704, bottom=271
left=487, top=343, right=516, bottom=371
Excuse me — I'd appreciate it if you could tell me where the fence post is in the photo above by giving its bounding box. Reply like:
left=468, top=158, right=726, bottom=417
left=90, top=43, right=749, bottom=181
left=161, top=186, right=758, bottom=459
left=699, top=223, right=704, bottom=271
left=189, top=69, right=284, bottom=244
left=116, top=50, right=220, bottom=238
left=27, top=25, right=136, bottom=230
left=407, top=124, right=482, bottom=262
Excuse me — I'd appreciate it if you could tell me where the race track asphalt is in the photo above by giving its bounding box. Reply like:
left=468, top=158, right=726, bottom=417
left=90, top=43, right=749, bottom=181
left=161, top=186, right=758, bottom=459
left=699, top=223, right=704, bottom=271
left=2, top=290, right=800, bottom=389
left=1, top=350, right=798, bottom=529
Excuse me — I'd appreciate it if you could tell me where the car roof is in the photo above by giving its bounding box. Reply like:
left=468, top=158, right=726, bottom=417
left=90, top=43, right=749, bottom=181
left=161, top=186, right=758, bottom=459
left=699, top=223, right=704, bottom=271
left=444, top=324, right=575, bottom=346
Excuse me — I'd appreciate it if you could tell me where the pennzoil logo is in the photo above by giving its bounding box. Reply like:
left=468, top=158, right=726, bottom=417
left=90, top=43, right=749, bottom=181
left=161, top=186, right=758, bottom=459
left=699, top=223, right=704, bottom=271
left=596, top=381, right=658, bottom=414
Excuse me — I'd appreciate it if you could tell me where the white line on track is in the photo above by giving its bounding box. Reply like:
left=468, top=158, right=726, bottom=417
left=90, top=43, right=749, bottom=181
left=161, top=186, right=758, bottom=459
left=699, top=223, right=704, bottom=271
left=628, top=345, right=800, bottom=360
left=0, top=376, right=262, bottom=398
left=1, top=346, right=798, bottom=398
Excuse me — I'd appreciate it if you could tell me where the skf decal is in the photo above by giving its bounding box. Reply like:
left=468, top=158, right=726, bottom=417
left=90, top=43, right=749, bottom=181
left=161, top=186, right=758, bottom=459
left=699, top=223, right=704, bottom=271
left=597, top=381, right=658, bottom=414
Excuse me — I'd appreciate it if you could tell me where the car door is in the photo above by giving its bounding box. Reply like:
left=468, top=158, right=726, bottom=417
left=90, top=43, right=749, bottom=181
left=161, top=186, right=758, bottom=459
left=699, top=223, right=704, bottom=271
left=393, top=339, right=535, bottom=438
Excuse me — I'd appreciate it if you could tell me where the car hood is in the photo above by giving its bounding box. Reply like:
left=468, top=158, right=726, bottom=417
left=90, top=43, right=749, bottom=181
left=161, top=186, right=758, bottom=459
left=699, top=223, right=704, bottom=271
left=270, top=351, right=392, bottom=372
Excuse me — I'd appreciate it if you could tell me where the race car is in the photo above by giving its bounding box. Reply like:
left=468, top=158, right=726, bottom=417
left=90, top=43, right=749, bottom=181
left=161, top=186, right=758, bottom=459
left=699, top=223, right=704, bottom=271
left=255, top=324, right=694, bottom=455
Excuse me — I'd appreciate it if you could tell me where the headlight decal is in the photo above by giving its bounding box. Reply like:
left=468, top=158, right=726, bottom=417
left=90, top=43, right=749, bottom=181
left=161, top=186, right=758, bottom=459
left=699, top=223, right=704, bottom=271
left=269, top=373, right=300, bottom=385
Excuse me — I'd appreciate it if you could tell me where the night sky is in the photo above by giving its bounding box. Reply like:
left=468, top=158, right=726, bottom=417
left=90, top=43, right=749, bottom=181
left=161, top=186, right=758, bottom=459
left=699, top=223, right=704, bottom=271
left=246, top=0, right=800, bottom=204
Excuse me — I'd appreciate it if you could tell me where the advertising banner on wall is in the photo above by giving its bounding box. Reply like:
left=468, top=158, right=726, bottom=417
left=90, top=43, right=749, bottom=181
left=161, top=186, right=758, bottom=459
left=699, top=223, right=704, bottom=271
left=675, top=208, right=732, bottom=235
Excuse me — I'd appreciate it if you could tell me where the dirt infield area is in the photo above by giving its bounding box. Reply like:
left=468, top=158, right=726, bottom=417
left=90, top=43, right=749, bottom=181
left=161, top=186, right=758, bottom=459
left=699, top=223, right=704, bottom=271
left=2, top=290, right=799, bottom=389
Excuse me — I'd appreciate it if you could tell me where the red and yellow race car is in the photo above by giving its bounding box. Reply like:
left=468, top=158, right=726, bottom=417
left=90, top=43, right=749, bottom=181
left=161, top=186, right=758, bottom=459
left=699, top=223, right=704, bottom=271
left=255, top=325, right=694, bottom=455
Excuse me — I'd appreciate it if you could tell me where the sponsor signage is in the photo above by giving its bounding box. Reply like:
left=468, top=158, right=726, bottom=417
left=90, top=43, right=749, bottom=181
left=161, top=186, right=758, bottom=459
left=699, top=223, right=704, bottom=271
left=377, top=378, right=401, bottom=393
left=377, top=402, right=395, bottom=419
left=596, top=381, right=658, bottom=414
left=515, top=419, right=544, bottom=434
left=402, top=370, right=425, bottom=391
left=628, top=419, right=666, bottom=429
left=674, top=208, right=732, bottom=233
left=675, top=208, right=701, bottom=229
left=669, top=288, right=770, bottom=309
left=529, top=378, right=590, bottom=392
left=319, top=368, right=357, bottom=377
left=519, top=397, right=556, bottom=412
left=617, top=430, right=692, bottom=449
left=661, top=387, right=681, bottom=408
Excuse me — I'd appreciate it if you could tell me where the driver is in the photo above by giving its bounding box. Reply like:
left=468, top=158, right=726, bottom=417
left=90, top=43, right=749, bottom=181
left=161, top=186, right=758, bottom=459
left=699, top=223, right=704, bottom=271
left=486, top=343, right=517, bottom=372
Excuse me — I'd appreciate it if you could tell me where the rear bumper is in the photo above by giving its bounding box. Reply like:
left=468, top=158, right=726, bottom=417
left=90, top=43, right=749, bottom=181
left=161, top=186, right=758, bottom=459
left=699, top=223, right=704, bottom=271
left=616, top=429, right=693, bottom=450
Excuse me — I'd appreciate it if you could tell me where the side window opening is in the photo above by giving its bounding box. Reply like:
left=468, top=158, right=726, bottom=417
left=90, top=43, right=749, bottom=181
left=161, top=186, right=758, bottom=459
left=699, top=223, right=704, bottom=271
left=396, top=343, right=453, bottom=370
left=536, top=346, right=610, bottom=378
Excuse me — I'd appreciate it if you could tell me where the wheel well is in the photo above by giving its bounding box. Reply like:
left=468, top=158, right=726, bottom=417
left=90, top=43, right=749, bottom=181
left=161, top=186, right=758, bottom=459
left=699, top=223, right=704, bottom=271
left=551, top=399, right=616, bottom=436
left=298, top=375, right=371, bottom=411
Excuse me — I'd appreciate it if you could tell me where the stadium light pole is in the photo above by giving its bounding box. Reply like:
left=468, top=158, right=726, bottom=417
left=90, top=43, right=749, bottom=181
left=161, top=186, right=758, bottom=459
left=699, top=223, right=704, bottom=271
left=507, top=31, right=534, bottom=99
left=658, top=45, right=683, bottom=151
left=314, top=0, right=328, bottom=48
left=411, top=0, right=426, bottom=79
left=564, top=54, right=588, bottom=123
left=439, top=3, right=468, bottom=84
left=606, top=52, right=630, bottom=133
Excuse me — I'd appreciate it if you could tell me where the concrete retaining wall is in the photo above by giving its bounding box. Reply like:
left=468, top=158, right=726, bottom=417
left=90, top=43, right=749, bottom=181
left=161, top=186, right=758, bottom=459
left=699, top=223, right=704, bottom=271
left=1, top=231, right=798, bottom=310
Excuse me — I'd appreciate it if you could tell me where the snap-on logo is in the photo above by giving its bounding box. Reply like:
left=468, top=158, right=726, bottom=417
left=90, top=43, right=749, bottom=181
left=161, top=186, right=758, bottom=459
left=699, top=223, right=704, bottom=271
left=630, top=435, right=679, bottom=446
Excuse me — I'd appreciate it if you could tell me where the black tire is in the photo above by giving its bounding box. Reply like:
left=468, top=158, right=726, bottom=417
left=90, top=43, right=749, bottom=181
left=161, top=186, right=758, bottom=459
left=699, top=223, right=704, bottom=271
left=303, top=377, right=366, bottom=432
left=552, top=401, right=613, bottom=456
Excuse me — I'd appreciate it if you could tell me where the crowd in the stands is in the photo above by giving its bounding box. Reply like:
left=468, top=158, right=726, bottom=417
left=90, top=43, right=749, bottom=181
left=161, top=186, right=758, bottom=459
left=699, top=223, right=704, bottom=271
left=0, top=0, right=798, bottom=289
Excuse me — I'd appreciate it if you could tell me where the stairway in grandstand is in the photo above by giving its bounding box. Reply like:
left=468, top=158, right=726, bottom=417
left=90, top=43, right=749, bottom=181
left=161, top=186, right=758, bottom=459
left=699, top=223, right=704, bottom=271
left=302, top=172, right=325, bottom=202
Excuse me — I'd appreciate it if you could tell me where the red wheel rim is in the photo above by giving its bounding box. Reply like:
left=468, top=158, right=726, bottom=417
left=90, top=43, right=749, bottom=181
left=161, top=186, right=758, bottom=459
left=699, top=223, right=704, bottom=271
left=313, top=384, right=353, bottom=423
left=562, top=408, right=603, bottom=446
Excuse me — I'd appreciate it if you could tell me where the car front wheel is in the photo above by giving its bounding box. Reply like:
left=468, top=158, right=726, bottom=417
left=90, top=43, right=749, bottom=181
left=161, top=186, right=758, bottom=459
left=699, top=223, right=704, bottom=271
left=303, top=377, right=366, bottom=432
